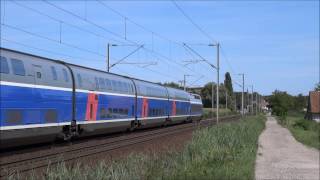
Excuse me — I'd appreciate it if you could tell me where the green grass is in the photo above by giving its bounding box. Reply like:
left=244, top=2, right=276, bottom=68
left=17, top=115, right=266, bottom=180
left=203, top=108, right=237, bottom=119
left=281, top=112, right=320, bottom=149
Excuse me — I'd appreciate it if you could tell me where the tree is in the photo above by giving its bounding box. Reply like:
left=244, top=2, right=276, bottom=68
left=200, top=82, right=216, bottom=108
left=162, top=82, right=181, bottom=89
left=315, top=83, right=320, bottom=91
left=293, top=93, right=307, bottom=111
left=268, top=90, right=294, bottom=120
left=224, top=72, right=233, bottom=95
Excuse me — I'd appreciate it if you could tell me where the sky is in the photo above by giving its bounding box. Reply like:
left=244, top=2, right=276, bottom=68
left=0, top=0, right=319, bottom=95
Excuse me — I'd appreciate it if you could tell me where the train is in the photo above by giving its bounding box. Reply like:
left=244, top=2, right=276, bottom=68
left=0, top=48, right=203, bottom=148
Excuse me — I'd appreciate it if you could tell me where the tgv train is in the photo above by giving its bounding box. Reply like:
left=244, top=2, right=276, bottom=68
left=0, top=48, right=203, bottom=148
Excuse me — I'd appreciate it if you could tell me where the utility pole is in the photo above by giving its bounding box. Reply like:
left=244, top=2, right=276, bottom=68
left=247, top=88, right=249, bottom=114
left=248, top=85, right=253, bottom=115
left=251, top=86, right=254, bottom=115
left=256, top=93, right=258, bottom=114
left=106, top=43, right=118, bottom=72
left=211, top=82, right=214, bottom=120
left=216, top=43, right=220, bottom=123
left=183, top=74, right=191, bottom=91
left=239, top=74, right=245, bottom=116
left=183, top=42, right=219, bottom=123
left=107, top=43, right=110, bottom=72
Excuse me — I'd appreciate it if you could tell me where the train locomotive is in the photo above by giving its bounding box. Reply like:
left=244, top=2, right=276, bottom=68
left=0, top=48, right=203, bottom=148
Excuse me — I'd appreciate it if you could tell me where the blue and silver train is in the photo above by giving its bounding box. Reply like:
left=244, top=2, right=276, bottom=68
left=0, top=48, right=203, bottom=148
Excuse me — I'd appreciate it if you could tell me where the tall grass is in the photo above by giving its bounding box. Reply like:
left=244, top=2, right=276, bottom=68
left=21, top=115, right=265, bottom=180
left=283, top=112, right=320, bottom=149
left=202, top=108, right=237, bottom=119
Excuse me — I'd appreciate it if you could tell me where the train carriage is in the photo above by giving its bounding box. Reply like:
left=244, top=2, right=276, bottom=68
left=167, top=87, right=191, bottom=124
left=0, top=47, right=203, bottom=148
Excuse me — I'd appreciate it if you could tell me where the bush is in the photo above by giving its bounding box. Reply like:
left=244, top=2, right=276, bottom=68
left=292, top=119, right=310, bottom=130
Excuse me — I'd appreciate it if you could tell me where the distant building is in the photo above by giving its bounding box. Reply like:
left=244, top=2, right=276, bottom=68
left=305, top=91, right=320, bottom=122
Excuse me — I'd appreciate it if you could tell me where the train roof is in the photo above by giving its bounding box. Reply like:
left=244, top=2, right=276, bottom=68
left=0, top=47, right=185, bottom=92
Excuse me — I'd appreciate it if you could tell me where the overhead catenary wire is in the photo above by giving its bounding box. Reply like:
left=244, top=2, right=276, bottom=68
left=42, top=0, right=210, bottom=81
left=1, top=38, right=101, bottom=63
left=1, top=23, right=105, bottom=57
left=95, top=0, right=214, bottom=80
left=1, top=38, right=142, bottom=79
left=172, top=0, right=217, bottom=44
left=10, top=0, right=124, bottom=45
left=4, top=0, right=219, bottom=85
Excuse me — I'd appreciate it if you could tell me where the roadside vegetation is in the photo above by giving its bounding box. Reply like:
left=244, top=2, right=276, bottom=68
left=19, top=115, right=266, bottom=180
left=279, top=112, right=319, bottom=149
left=267, top=89, right=319, bottom=150
left=202, top=108, right=237, bottom=119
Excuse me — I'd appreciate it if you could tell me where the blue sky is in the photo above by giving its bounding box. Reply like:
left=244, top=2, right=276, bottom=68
left=1, top=0, right=319, bottom=95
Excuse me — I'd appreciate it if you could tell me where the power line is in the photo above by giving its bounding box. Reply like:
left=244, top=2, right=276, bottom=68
left=172, top=0, right=217, bottom=43
left=220, top=44, right=236, bottom=75
left=1, top=38, right=140, bottom=78
left=95, top=0, right=214, bottom=80
left=1, top=23, right=105, bottom=57
left=11, top=0, right=124, bottom=44
left=2, top=38, right=102, bottom=63
left=42, top=0, right=209, bottom=79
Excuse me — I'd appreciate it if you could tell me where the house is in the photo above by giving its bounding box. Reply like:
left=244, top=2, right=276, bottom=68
left=305, top=91, right=320, bottom=122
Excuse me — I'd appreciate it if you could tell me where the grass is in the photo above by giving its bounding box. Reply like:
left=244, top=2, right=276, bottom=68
left=203, top=108, right=237, bottom=119
left=279, top=112, right=320, bottom=149
left=16, top=115, right=266, bottom=180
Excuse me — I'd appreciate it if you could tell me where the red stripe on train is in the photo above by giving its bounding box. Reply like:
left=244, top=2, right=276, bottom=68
left=172, top=100, right=176, bottom=116
left=141, top=98, right=149, bottom=118
left=85, top=93, right=99, bottom=121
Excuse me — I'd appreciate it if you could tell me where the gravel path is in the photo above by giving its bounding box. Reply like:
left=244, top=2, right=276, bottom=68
left=255, top=116, right=319, bottom=180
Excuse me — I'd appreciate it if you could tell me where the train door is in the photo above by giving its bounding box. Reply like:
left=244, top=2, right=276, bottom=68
left=172, top=100, right=176, bottom=116
left=141, top=98, right=148, bottom=118
left=33, top=64, right=44, bottom=85
left=28, top=65, right=44, bottom=124
left=85, top=92, right=98, bottom=121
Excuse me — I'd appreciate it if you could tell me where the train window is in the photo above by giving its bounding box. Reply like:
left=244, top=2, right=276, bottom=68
left=119, top=109, right=124, bottom=115
left=130, top=84, right=134, bottom=94
left=111, top=80, right=117, bottom=91
left=45, top=110, right=57, bottom=123
left=62, top=69, right=69, bottom=82
left=77, top=74, right=82, bottom=88
left=50, top=66, right=58, bottom=80
left=117, top=81, right=122, bottom=92
left=11, top=58, right=25, bottom=76
left=105, top=79, right=112, bottom=91
left=95, top=77, right=99, bottom=90
left=124, top=109, right=128, bottom=115
left=121, top=82, right=128, bottom=93
left=100, top=108, right=107, bottom=119
left=99, top=78, right=106, bottom=90
left=0, top=56, right=9, bottom=74
left=6, top=110, right=22, bottom=124
left=113, top=108, right=118, bottom=117
left=36, top=72, right=41, bottom=79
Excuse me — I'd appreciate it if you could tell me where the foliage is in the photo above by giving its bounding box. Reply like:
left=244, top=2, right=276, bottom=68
left=224, top=72, right=233, bottom=96
left=315, top=83, right=320, bottom=91
left=22, top=116, right=266, bottom=180
left=268, top=90, right=308, bottom=119
left=283, top=112, right=320, bottom=149
left=162, top=82, right=182, bottom=89
left=202, top=108, right=236, bottom=119
left=268, top=90, right=292, bottom=119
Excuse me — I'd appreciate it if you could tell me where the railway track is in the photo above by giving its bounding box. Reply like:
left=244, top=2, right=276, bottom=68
left=0, top=115, right=240, bottom=178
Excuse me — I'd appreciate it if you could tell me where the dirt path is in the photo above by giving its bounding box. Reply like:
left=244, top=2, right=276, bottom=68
left=255, top=116, right=319, bottom=180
